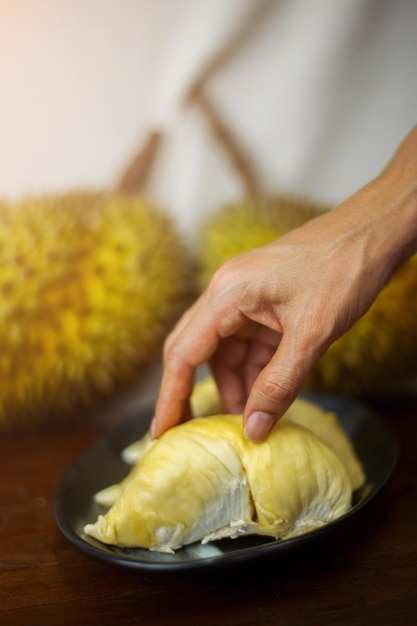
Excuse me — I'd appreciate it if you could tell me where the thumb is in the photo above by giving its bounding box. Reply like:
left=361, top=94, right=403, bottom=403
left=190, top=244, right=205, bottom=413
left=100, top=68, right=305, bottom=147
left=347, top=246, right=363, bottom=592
left=242, top=335, right=319, bottom=442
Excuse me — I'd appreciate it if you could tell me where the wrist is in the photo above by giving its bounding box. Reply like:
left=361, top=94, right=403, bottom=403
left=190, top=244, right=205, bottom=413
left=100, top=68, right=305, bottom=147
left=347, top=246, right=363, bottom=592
left=334, top=126, right=417, bottom=276
left=372, top=136, right=417, bottom=265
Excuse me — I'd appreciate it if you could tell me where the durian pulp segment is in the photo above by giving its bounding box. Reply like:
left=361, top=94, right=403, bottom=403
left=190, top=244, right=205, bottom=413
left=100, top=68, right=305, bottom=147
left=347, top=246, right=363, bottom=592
left=187, top=377, right=365, bottom=491
left=114, top=375, right=222, bottom=469
left=241, top=419, right=352, bottom=538
left=86, top=416, right=254, bottom=552
left=120, top=431, right=156, bottom=466
left=85, top=408, right=363, bottom=552
left=119, top=377, right=364, bottom=489
left=189, top=375, right=223, bottom=417
left=284, top=398, right=365, bottom=490
left=93, top=376, right=223, bottom=507
left=93, top=483, right=124, bottom=508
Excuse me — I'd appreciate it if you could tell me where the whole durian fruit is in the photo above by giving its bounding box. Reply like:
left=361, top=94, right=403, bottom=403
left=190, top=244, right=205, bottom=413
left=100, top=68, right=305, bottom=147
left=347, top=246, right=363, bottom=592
left=198, top=196, right=417, bottom=399
left=0, top=192, right=190, bottom=430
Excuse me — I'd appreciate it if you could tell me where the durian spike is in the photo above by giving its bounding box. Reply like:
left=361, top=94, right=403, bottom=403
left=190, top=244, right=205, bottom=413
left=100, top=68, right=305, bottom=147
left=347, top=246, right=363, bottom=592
left=198, top=195, right=417, bottom=398
left=0, top=191, right=190, bottom=430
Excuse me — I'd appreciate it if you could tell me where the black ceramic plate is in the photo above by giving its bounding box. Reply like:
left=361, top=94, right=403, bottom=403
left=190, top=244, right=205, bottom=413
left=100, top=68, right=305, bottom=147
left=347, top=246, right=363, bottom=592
left=55, top=393, right=397, bottom=571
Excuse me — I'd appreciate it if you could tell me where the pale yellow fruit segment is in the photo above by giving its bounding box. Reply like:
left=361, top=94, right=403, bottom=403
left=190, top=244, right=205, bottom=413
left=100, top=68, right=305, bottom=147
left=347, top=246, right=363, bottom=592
left=113, top=375, right=222, bottom=469
left=284, top=398, right=365, bottom=491
left=86, top=416, right=253, bottom=552
left=187, top=377, right=365, bottom=491
left=240, top=420, right=352, bottom=538
left=85, top=385, right=365, bottom=552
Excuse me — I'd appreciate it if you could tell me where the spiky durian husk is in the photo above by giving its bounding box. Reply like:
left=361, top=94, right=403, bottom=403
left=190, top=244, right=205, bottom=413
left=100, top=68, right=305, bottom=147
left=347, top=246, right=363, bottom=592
left=0, top=192, right=190, bottom=429
left=198, top=195, right=417, bottom=399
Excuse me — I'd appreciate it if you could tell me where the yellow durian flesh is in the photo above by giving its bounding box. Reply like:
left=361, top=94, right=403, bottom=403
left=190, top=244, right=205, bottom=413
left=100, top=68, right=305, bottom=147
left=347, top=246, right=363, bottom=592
left=284, top=398, right=365, bottom=491
left=85, top=402, right=364, bottom=552
left=242, top=422, right=351, bottom=539
left=86, top=416, right=254, bottom=552
left=116, top=376, right=364, bottom=490
left=186, top=377, right=365, bottom=490
left=115, top=374, right=222, bottom=468
left=189, top=375, right=225, bottom=417
left=95, top=433, right=157, bottom=507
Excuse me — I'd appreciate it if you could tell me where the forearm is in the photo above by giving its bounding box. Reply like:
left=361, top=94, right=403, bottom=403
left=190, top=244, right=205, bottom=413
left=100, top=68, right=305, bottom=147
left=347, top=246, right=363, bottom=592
left=375, top=123, right=417, bottom=263
left=296, top=124, right=417, bottom=300
left=332, top=125, right=417, bottom=275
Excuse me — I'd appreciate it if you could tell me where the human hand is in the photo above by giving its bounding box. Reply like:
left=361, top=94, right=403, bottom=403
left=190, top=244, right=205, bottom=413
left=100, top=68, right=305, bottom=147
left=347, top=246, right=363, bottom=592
left=152, top=126, right=417, bottom=441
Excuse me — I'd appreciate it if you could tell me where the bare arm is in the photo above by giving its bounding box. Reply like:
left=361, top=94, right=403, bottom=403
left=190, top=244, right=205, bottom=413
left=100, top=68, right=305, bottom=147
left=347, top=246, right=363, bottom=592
left=152, top=125, right=417, bottom=441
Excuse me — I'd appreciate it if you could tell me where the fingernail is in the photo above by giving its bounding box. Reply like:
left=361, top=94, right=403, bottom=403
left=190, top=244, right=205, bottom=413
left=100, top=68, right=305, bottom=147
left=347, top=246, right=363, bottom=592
left=244, top=412, right=275, bottom=442
left=150, top=416, right=157, bottom=439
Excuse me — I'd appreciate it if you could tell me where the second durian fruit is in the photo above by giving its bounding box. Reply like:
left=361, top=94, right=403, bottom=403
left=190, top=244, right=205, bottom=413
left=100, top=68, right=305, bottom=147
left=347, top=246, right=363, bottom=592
left=197, top=196, right=417, bottom=399
left=0, top=192, right=189, bottom=430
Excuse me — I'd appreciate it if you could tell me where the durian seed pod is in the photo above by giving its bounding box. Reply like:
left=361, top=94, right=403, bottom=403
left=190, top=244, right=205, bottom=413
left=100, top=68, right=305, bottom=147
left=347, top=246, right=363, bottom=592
left=197, top=195, right=417, bottom=399
left=0, top=191, right=191, bottom=430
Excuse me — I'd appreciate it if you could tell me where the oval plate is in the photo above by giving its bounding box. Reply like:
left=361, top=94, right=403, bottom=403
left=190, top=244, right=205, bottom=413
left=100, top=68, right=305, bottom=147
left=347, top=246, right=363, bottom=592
left=55, top=393, right=397, bottom=571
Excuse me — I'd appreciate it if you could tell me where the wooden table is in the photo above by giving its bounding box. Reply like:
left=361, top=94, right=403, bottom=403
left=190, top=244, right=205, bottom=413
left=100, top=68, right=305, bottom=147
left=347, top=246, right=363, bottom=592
left=1, top=391, right=417, bottom=626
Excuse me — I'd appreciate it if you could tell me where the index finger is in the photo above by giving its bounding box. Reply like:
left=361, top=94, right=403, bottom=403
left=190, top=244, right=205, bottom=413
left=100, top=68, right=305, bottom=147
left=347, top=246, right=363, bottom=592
left=151, top=301, right=223, bottom=437
left=151, top=360, right=195, bottom=438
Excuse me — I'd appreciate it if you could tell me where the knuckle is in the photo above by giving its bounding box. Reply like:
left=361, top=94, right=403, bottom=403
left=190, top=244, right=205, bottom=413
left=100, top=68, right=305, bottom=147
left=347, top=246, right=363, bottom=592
left=294, top=320, right=332, bottom=364
left=260, top=372, right=299, bottom=404
left=207, top=263, right=234, bottom=296
left=207, top=255, right=247, bottom=296
left=162, top=334, right=180, bottom=364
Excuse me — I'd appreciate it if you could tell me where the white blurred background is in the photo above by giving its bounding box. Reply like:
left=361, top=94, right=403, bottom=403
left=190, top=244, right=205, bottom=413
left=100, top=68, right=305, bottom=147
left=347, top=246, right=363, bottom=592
left=1, top=0, right=417, bottom=238
left=0, top=0, right=186, bottom=197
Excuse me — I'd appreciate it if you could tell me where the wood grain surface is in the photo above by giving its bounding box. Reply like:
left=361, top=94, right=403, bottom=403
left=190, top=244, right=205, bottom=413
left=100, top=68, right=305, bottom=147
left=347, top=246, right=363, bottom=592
left=1, top=397, right=416, bottom=626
